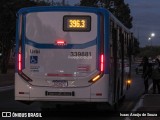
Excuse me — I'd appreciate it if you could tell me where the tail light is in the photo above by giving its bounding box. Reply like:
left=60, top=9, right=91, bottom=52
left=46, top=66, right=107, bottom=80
left=89, top=54, right=104, bottom=83
left=17, top=15, right=32, bottom=82
left=92, top=75, right=101, bottom=82
left=89, top=15, right=104, bottom=83
left=55, top=39, right=67, bottom=46
left=100, top=54, right=104, bottom=72
left=89, top=73, right=103, bottom=83
left=18, top=52, right=32, bottom=82
left=18, top=53, right=22, bottom=72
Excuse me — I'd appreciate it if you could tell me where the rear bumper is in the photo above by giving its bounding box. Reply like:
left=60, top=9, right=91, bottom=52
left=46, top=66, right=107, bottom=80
left=15, top=73, right=109, bottom=102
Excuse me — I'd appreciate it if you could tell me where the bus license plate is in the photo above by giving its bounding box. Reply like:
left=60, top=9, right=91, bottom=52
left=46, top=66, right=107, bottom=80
left=52, top=80, right=68, bottom=87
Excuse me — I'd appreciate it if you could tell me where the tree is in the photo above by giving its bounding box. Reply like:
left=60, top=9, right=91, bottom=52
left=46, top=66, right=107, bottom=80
left=0, top=0, right=49, bottom=73
left=80, top=0, right=97, bottom=7
left=80, top=0, right=133, bottom=29
left=138, top=46, right=160, bottom=58
left=111, top=0, right=132, bottom=28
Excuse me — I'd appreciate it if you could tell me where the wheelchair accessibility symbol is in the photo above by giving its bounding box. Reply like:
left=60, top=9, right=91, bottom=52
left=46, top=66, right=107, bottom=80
left=30, top=56, right=38, bottom=64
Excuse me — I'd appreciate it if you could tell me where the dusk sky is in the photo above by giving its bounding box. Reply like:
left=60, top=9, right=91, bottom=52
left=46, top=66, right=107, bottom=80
left=60, top=0, right=160, bottom=47
left=125, top=0, right=160, bottom=47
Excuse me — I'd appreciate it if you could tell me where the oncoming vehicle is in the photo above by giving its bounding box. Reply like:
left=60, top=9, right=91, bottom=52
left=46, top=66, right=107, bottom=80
left=15, top=6, right=133, bottom=108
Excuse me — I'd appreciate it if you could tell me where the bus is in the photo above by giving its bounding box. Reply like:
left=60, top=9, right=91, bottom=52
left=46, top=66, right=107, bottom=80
left=15, top=6, right=133, bottom=107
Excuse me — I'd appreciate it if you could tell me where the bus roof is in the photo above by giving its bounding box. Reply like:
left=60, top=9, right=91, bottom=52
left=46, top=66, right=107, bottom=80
left=17, top=6, right=107, bottom=14
left=17, top=6, right=131, bottom=34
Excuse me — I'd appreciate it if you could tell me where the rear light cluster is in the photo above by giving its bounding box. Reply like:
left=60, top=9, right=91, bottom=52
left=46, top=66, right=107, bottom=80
left=17, top=16, right=32, bottom=82
left=89, top=15, right=104, bottom=83
left=90, top=16, right=105, bottom=83
left=18, top=52, right=32, bottom=82
left=89, top=54, right=104, bottom=83
left=100, top=54, right=104, bottom=72
left=92, top=75, right=101, bottom=82
left=18, top=53, right=22, bottom=71
left=55, top=39, right=67, bottom=46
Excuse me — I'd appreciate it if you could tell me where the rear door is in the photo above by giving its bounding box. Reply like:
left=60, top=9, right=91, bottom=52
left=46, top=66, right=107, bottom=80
left=23, top=11, right=99, bottom=87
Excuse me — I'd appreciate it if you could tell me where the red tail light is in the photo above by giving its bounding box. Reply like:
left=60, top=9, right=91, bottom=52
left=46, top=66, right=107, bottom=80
left=18, top=53, right=22, bottom=71
left=55, top=39, right=67, bottom=46
left=89, top=54, right=104, bottom=83
left=18, top=52, right=32, bottom=82
left=100, top=54, right=104, bottom=72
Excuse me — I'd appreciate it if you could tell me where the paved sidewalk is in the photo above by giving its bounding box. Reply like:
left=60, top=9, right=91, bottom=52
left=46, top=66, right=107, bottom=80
left=0, top=68, right=14, bottom=87
left=127, top=89, right=160, bottom=120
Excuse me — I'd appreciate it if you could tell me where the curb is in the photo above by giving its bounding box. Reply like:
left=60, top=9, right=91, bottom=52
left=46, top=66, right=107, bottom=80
left=124, top=84, right=153, bottom=120
left=0, top=85, right=14, bottom=92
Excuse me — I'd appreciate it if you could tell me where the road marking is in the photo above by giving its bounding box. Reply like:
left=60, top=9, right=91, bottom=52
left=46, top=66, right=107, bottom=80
left=124, top=83, right=153, bottom=120
left=0, top=85, right=14, bottom=92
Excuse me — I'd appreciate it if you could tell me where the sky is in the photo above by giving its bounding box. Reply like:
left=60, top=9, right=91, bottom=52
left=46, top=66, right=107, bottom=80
left=57, top=0, right=160, bottom=47
left=124, top=0, right=160, bottom=47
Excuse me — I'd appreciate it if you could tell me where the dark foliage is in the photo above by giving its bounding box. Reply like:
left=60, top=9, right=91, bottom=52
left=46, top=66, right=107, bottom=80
left=80, top=0, right=133, bottom=29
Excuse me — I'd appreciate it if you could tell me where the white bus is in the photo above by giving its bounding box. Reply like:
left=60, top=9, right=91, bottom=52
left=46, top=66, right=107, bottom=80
left=15, top=6, right=132, bottom=107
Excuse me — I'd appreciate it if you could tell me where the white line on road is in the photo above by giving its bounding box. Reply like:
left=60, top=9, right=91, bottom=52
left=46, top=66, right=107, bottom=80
left=124, top=83, right=153, bottom=120
left=0, top=85, right=14, bottom=92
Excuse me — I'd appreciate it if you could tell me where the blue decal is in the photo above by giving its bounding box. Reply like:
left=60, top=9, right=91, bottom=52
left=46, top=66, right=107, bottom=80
left=30, top=56, right=38, bottom=64
left=26, top=38, right=97, bottom=49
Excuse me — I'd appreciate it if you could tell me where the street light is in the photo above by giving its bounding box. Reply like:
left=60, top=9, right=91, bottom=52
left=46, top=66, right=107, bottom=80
left=148, top=37, right=152, bottom=46
left=151, top=33, right=155, bottom=37
left=148, top=32, right=155, bottom=47
left=148, top=37, right=151, bottom=40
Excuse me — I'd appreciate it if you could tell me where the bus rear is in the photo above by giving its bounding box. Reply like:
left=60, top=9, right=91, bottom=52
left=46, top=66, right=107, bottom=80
left=15, top=7, right=109, bottom=103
